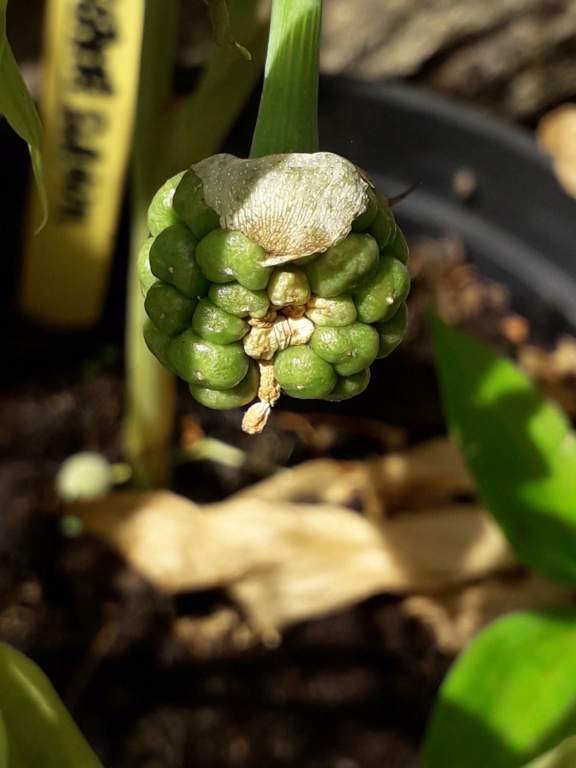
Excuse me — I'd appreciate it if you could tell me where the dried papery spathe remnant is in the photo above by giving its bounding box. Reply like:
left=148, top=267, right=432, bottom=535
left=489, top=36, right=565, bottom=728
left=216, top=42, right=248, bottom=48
left=193, top=152, right=370, bottom=265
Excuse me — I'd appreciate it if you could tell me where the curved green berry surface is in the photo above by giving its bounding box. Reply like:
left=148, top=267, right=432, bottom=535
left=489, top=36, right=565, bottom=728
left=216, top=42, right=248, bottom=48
left=267, top=265, right=311, bottom=307
left=168, top=329, right=249, bottom=390
left=149, top=224, right=209, bottom=299
left=366, top=200, right=396, bottom=249
left=208, top=282, right=270, bottom=318
left=137, top=237, right=156, bottom=297
left=310, top=322, right=379, bottom=376
left=145, top=281, right=198, bottom=337
left=303, top=233, right=379, bottom=297
left=323, top=369, right=371, bottom=401
left=382, top=225, right=410, bottom=265
left=305, top=294, right=357, bottom=327
left=273, top=345, right=337, bottom=399
left=189, top=360, right=259, bottom=410
left=191, top=297, right=249, bottom=345
left=143, top=318, right=176, bottom=374
left=196, top=229, right=272, bottom=291
left=375, top=302, right=409, bottom=359
left=147, top=171, right=185, bottom=236
left=172, top=169, right=220, bottom=239
left=351, top=186, right=378, bottom=232
left=353, top=255, right=410, bottom=324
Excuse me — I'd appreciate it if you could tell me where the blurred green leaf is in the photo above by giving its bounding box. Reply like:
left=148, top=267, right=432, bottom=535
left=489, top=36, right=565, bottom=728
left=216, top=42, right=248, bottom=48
left=522, top=736, right=576, bottom=768
left=204, top=0, right=252, bottom=59
left=0, top=641, right=103, bottom=768
left=0, top=3, right=47, bottom=228
left=431, top=316, right=576, bottom=584
left=423, top=608, right=576, bottom=768
left=0, top=713, right=7, bottom=768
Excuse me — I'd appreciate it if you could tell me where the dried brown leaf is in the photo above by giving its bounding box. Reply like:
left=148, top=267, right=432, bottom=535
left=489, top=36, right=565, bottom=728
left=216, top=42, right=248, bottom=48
left=403, top=573, right=576, bottom=655
left=68, top=481, right=515, bottom=635
left=537, top=104, right=576, bottom=198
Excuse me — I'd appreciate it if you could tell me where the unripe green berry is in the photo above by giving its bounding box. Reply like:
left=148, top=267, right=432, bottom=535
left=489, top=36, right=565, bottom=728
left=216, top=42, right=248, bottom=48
left=149, top=223, right=209, bottom=299
left=189, top=360, right=259, bottom=410
left=138, top=236, right=156, bottom=297
left=273, top=345, right=337, bottom=399
left=375, top=302, right=408, bottom=359
left=196, top=229, right=272, bottom=291
left=145, top=281, right=198, bottom=337
left=352, top=186, right=378, bottom=232
left=323, top=369, right=371, bottom=401
left=366, top=201, right=396, bottom=249
left=382, top=225, right=409, bottom=265
left=353, top=255, right=410, bottom=324
left=209, top=282, right=270, bottom=318
left=267, top=265, right=311, bottom=307
left=310, top=322, right=379, bottom=376
left=168, top=329, right=249, bottom=390
left=303, top=233, right=379, bottom=298
left=305, top=294, right=357, bottom=327
left=172, top=169, right=220, bottom=239
left=192, top=297, right=249, bottom=344
left=143, top=318, right=176, bottom=373
left=147, top=171, right=185, bottom=236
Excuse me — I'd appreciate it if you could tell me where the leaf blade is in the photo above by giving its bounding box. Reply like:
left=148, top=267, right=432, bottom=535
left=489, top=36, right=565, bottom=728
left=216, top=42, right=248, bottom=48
left=0, top=33, right=47, bottom=228
left=431, top=316, right=576, bottom=584
left=423, top=609, right=576, bottom=768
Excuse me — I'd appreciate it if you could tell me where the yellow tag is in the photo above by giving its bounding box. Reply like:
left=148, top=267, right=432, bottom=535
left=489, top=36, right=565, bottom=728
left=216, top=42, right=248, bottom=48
left=20, top=0, right=145, bottom=327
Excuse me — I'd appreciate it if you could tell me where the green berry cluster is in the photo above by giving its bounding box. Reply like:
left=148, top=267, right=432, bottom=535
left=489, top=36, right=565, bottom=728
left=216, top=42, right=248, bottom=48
left=139, top=156, right=410, bottom=432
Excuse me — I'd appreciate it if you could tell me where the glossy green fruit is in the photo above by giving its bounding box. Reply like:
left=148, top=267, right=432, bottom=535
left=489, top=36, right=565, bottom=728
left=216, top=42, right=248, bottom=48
left=145, top=281, right=198, bottom=337
left=310, top=322, right=379, bottom=376
left=137, top=236, right=156, bottom=297
left=189, top=360, right=259, bottom=410
left=305, top=294, right=357, bottom=327
left=168, top=329, right=249, bottom=390
left=149, top=223, right=209, bottom=298
left=267, top=265, right=311, bottom=307
left=143, top=318, right=176, bottom=373
left=323, top=369, right=371, bottom=401
left=196, top=229, right=272, bottom=291
left=351, top=186, right=379, bottom=232
left=172, top=169, right=220, bottom=239
left=192, top=297, right=249, bottom=344
left=303, top=233, right=379, bottom=297
left=208, top=281, right=271, bottom=318
left=274, top=345, right=337, bottom=399
left=353, top=255, right=410, bottom=324
left=366, top=200, right=396, bottom=249
left=147, top=171, right=185, bottom=236
left=382, top=225, right=410, bottom=265
left=375, top=302, right=409, bottom=359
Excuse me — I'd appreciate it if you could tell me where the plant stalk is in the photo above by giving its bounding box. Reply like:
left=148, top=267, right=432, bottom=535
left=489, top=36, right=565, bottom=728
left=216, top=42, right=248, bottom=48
left=123, top=0, right=269, bottom=488
left=250, top=0, right=322, bottom=157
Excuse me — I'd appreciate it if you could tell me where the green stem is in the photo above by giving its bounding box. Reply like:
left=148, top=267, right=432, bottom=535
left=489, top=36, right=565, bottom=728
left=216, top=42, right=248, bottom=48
left=123, top=0, right=179, bottom=489
left=123, top=0, right=269, bottom=488
left=250, top=0, right=322, bottom=157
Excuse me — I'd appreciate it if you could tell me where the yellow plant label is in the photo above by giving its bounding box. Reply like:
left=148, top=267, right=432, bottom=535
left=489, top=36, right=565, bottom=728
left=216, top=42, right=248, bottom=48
left=20, top=0, right=145, bottom=327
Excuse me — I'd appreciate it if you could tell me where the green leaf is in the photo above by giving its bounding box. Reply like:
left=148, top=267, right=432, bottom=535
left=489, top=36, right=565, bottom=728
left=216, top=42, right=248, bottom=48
left=204, top=0, right=252, bottom=59
left=431, top=316, right=576, bottom=584
left=0, top=641, right=104, bottom=768
left=422, top=608, right=576, bottom=768
left=0, top=5, right=47, bottom=228
left=522, top=737, right=576, bottom=768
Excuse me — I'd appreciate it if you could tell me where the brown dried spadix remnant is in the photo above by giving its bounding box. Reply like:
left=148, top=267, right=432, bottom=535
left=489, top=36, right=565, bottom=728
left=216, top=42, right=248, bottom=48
left=140, top=151, right=410, bottom=433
